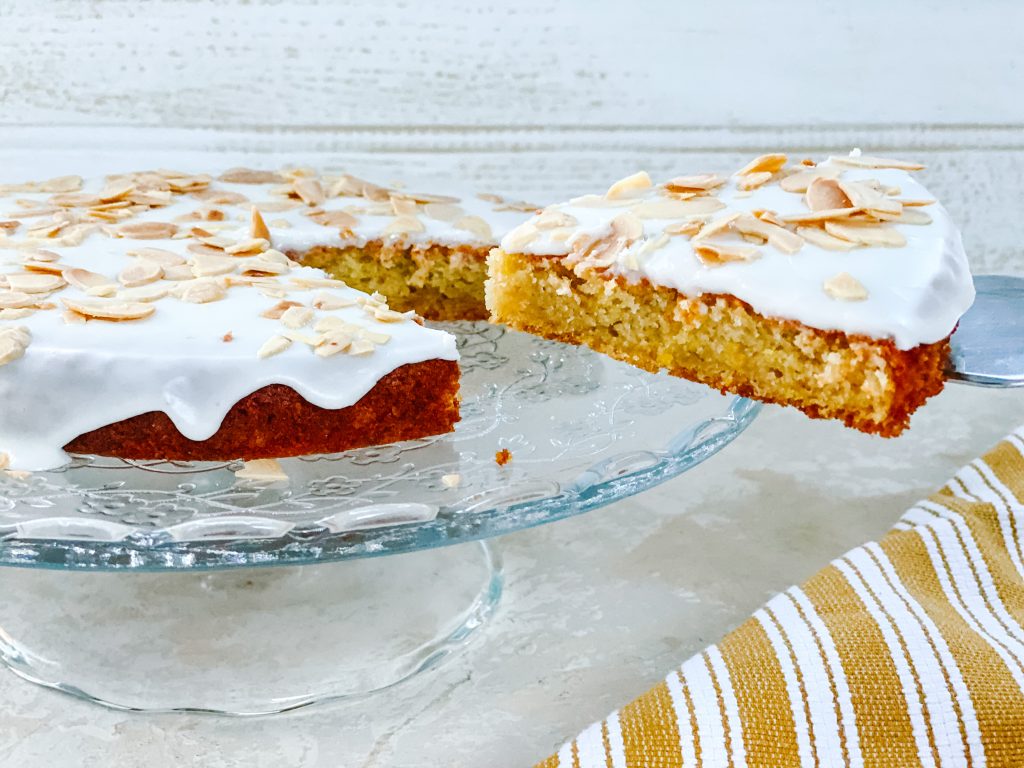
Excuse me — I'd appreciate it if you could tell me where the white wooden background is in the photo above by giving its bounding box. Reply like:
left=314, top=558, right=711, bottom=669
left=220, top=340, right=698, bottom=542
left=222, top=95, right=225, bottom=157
left=0, top=4, right=1023, bottom=767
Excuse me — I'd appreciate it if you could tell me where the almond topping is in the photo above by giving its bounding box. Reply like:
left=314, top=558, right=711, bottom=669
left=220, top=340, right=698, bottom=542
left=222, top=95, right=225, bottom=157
left=780, top=208, right=861, bottom=225
left=823, top=272, right=869, bottom=301
left=736, top=171, right=774, bottom=191
left=256, top=335, right=293, bottom=359
left=733, top=216, right=803, bottom=254
left=736, top=153, right=787, bottom=176
left=61, top=298, right=155, bottom=321
left=127, top=247, right=186, bottom=266
left=836, top=179, right=901, bottom=215
left=293, top=178, right=326, bottom=207
left=663, top=220, right=703, bottom=237
left=779, top=167, right=842, bottom=193
left=225, top=238, right=269, bottom=256
left=693, top=243, right=760, bottom=267
left=796, top=226, right=857, bottom=251
left=250, top=206, right=271, bottom=240
left=693, top=212, right=742, bottom=242
left=117, top=285, right=169, bottom=303
left=823, top=221, right=906, bottom=247
left=381, top=215, right=425, bottom=236
left=0, top=326, right=30, bottom=365
left=828, top=154, right=924, bottom=171
left=175, top=278, right=227, bottom=304
left=311, top=291, right=356, bottom=310
left=234, top=458, right=288, bottom=482
left=610, top=211, right=644, bottom=241
left=219, top=168, right=284, bottom=184
left=118, top=260, right=163, bottom=287
left=605, top=171, right=652, bottom=200
left=805, top=178, right=852, bottom=211
left=190, top=254, right=237, bottom=277
left=306, top=209, right=359, bottom=231
left=280, top=306, right=314, bottom=329
left=64, top=268, right=117, bottom=295
left=423, top=203, right=464, bottom=222
left=533, top=210, right=578, bottom=230
left=261, top=300, right=303, bottom=320
left=6, top=273, right=66, bottom=294
left=663, top=174, right=726, bottom=192
left=454, top=215, right=493, bottom=240
left=118, top=221, right=178, bottom=240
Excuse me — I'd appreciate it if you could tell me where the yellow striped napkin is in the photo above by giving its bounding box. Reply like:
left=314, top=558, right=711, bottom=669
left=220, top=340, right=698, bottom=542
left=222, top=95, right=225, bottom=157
left=538, top=426, right=1024, bottom=767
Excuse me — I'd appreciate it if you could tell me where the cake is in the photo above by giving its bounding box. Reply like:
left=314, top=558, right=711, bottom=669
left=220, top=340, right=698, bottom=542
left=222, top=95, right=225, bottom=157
left=0, top=167, right=524, bottom=471
left=486, top=151, right=975, bottom=436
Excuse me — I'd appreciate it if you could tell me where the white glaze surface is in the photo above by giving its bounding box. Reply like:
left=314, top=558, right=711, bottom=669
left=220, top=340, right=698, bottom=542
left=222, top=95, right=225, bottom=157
left=503, top=155, right=975, bottom=350
left=0, top=170, right=526, bottom=471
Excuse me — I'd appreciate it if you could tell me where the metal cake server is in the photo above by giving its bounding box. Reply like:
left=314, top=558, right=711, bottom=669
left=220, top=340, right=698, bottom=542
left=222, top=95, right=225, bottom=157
left=948, top=274, right=1024, bottom=387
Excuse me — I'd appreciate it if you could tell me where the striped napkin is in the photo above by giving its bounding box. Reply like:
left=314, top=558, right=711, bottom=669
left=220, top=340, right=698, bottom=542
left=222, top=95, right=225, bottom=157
left=538, top=425, right=1024, bottom=767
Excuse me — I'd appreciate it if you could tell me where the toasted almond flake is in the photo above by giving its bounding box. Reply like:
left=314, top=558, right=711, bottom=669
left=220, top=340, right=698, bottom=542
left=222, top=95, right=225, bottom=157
left=127, top=247, right=186, bottom=266
left=0, top=308, right=35, bottom=320
left=824, top=220, right=906, bottom=247
left=605, top=171, right=652, bottom=200
left=886, top=208, right=933, bottom=225
left=610, top=211, right=644, bottom=241
left=503, top=223, right=539, bottom=251
left=829, top=154, right=924, bottom=171
left=548, top=227, right=574, bottom=242
left=736, top=153, right=787, bottom=176
left=348, top=338, right=376, bottom=356
left=894, top=198, right=935, bottom=208
left=250, top=206, right=271, bottom=240
left=61, top=309, right=87, bottom=324
left=836, top=179, right=901, bottom=215
left=117, top=285, right=169, bottom=303
left=176, top=278, right=227, bottom=304
left=453, top=215, right=493, bottom=240
left=290, top=276, right=349, bottom=290
left=0, top=326, right=30, bottom=365
left=261, top=300, right=303, bottom=320
left=314, top=335, right=353, bottom=357
left=118, top=221, right=178, bottom=240
left=64, top=267, right=117, bottom=295
left=224, top=238, right=270, bottom=256
left=189, top=253, right=237, bottom=277
left=241, top=258, right=289, bottom=276
left=193, top=189, right=250, bottom=205
left=118, top=260, right=163, bottom=287
left=663, top=174, right=726, bottom=193
left=423, top=203, right=464, bottom=222
left=390, top=196, right=419, bottom=217
left=805, top=178, right=853, bottom=211
left=780, top=207, right=861, bottom=224
left=692, top=211, right=742, bottom=242
left=360, top=328, right=391, bottom=345
left=280, top=305, right=314, bottom=329
left=733, top=215, right=803, bottom=254
left=633, top=197, right=724, bottom=220
left=281, top=329, right=320, bottom=346
left=736, top=171, right=774, bottom=191
left=533, top=210, right=578, bottom=230
left=823, top=272, right=869, bottom=300
left=6, top=272, right=66, bottom=294
left=61, top=298, right=155, bottom=321
left=311, top=291, right=356, bottom=310
left=441, top=473, right=461, bottom=489
left=161, top=264, right=194, bottom=281
left=39, top=175, right=83, bottom=193
left=23, top=249, right=59, bottom=263
left=23, top=260, right=66, bottom=277
left=663, top=219, right=703, bottom=237
left=693, top=242, right=760, bottom=267
left=395, top=190, right=461, bottom=205
left=568, top=193, right=635, bottom=209
left=779, top=167, right=843, bottom=193
left=0, top=221, right=19, bottom=233
left=373, top=306, right=415, bottom=323
left=219, top=168, right=284, bottom=184
left=305, top=209, right=359, bottom=231
left=97, top=180, right=135, bottom=203
left=293, top=178, right=326, bottom=207
left=234, top=458, right=288, bottom=482
left=257, top=335, right=292, bottom=359
left=795, top=225, right=857, bottom=251
left=381, top=215, right=425, bottom=236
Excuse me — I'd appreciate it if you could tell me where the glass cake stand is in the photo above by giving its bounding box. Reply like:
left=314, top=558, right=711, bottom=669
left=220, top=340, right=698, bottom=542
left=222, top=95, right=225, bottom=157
left=0, top=322, right=759, bottom=714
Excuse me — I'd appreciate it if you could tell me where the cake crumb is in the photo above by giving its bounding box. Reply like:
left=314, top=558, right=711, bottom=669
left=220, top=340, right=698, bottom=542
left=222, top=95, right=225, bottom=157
left=234, top=458, right=288, bottom=482
left=494, top=448, right=512, bottom=466
left=441, top=473, right=461, bottom=488
left=222, top=331, right=234, bottom=342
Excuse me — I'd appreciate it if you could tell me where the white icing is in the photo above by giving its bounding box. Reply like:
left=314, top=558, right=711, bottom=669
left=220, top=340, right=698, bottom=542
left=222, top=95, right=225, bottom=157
left=502, top=158, right=975, bottom=351
left=0, top=170, right=526, bottom=471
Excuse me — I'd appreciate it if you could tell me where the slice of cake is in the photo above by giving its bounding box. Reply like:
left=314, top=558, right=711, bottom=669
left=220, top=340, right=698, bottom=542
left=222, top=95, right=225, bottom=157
left=486, top=151, right=975, bottom=436
left=0, top=166, right=521, bottom=471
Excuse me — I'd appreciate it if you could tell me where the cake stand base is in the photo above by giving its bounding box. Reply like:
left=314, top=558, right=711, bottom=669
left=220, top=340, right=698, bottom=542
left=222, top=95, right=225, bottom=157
left=0, top=541, right=502, bottom=715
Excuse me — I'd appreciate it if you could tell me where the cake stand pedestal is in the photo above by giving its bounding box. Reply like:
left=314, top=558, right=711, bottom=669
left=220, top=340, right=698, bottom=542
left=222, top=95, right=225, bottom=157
left=0, top=542, right=501, bottom=715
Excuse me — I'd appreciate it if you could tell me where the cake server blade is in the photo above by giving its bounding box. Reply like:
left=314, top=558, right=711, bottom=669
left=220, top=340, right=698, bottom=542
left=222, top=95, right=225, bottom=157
left=947, top=274, right=1024, bottom=387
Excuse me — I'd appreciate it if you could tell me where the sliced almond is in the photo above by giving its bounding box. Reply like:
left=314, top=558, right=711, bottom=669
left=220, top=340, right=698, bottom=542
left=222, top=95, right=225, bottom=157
left=23, top=249, right=60, bottom=263
left=663, top=174, right=726, bottom=192
left=61, top=298, right=155, bottom=321
left=836, top=179, right=901, bottom=216
left=261, top=300, right=304, bottom=320
left=663, top=219, right=703, bottom=237
left=127, top=247, right=186, bottom=266
left=823, top=272, right=869, bottom=301
left=225, top=238, right=270, bottom=256
left=280, top=306, right=314, bottom=329
left=118, top=260, right=163, bottom=287
left=610, top=211, right=644, bottom=241
left=533, top=210, right=578, bottom=230
left=605, top=171, right=652, bottom=200
left=736, top=171, right=773, bottom=191
left=250, top=206, right=271, bottom=240
left=390, top=196, right=419, bottom=217
left=118, top=221, right=178, bottom=240
left=796, top=226, right=857, bottom=251
left=6, top=273, right=66, bottom=294
left=97, top=180, right=135, bottom=203
left=175, top=278, right=227, bottom=304
left=828, top=154, right=924, bottom=171
left=886, top=208, right=933, bottom=225
left=348, top=338, right=376, bottom=356
left=423, top=203, right=464, bottom=222
left=311, top=291, right=356, bottom=310
left=162, top=264, right=196, bottom=281
left=824, top=221, right=906, bottom=247
left=631, top=197, right=718, bottom=220
left=0, top=326, right=30, bottom=365
left=193, top=189, right=250, bottom=205
left=779, top=167, right=842, bottom=193
left=290, top=276, right=349, bottom=290
left=219, top=168, right=284, bottom=184
left=117, top=285, right=169, bottom=303
left=64, top=267, right=118, bottom=296
left=256, top=335, right=293, bottom=360
left=293, top=178, right=326, bottom=207
left=190, top=253, right=237, bottom=277
left=733, top=216, right=803, bottom=254
left=737, top=153, right=787, bottom=176
left=780, top=208, right=861, bottom=224
left=805, top=178, right=852, bottom=211
left=692, top=211, right=742, bottom=242
left=234, top=458, right=289, bottom=482
left=381, top=215, right=425, bottom=236
left=395, top=190, right=461, bottom=205
left=693, top=242, right=760, bottom=267
left=0, top=308, right=35, bottom=320
left=453, top=215, right=493, bottom=241
left=306, top=209, right=359, bottom=231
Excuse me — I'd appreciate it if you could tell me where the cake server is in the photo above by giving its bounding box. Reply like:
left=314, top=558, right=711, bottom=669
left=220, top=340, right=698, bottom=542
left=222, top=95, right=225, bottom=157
left=948, top=274, right=1024, bottom=387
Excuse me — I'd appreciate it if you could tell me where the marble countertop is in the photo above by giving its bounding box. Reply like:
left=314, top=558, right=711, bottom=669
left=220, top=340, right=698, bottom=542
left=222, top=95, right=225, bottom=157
left=0, top=384, right=1020, bottom=767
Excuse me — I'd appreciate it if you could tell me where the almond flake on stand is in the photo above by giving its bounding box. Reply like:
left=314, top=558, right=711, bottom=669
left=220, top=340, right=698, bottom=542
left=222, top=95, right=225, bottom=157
left=823, top=272, right=869, bottom=301
left=234, top=458, right=289, bottom=482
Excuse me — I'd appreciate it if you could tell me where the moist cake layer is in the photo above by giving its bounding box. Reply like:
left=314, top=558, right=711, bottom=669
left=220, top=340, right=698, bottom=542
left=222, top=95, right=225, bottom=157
left=0, top=166, right=526, bottom=470
left=488, top=151, right=975, bottom=435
